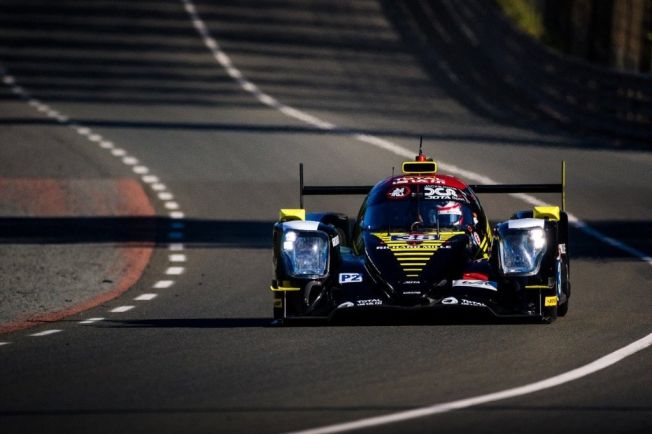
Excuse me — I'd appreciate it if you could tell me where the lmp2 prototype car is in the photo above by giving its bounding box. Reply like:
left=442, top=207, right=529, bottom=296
left=271, top=148, right=570, bottom=324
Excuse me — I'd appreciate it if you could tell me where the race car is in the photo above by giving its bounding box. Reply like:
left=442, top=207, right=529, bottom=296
left=271, top=146, right=570, bottom=324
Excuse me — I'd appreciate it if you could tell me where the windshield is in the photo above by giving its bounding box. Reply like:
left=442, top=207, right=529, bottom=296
left=363, top=197, right=474, bottom=232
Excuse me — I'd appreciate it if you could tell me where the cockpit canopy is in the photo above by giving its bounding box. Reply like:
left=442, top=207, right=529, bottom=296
left=361, top=176, right=480, bottom=233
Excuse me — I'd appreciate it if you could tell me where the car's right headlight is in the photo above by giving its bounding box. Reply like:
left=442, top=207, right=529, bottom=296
left=282, top=229, right=329, bottom=278
left=496, top=219, right=547, bottom=276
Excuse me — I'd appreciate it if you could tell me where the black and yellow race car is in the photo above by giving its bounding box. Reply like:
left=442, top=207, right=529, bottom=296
left=271, top=149, right=570, bottom=324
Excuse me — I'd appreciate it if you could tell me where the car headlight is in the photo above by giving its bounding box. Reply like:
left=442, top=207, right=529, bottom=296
left=282, top=229, right=329, bottom=278
left=496, top=219, right=547, bottom=276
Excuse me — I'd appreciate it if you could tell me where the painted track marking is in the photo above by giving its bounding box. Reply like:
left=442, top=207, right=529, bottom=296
left=180, top=1, right=652, bottom=431
left=29, top=329, right=62, bottom=337
left=110, top=306, right=135, bottom=313
left=79, top=318, right=104, bottom=325
left=0, top=65, right=189, bottom=344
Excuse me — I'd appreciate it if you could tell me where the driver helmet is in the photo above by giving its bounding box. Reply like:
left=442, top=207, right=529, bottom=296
left=432, top=201, right=463, bottom=227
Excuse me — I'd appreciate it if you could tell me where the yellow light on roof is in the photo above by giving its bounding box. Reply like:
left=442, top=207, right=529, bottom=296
left=402, top=161, right=438, bottom=174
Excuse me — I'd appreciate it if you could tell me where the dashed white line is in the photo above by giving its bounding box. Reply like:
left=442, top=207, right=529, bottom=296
left=134, top=293, right=158, bottom=301
left=132, top=165, right=149, bottom=174
left=153, top=280, right=175, bottom=289
left=168, top=243, right=185, bottom=251
left=79, top=317, right=104, bottom=325
left=165, top=266, right=185, bottom=275
left=110, top=305, right=135, bottom=313
left=151, top=183, right=167, bottom=191
left=1, top=68, right=190, bottom=341
left=122, top=156, right=139, bottom=165
left=29, top=329, right=62, bottom=337
left=169, top=254, right=186, bottom=262
left=142, top=175, right=160, bottom=183
left=181, top=1, right=652, bottom=431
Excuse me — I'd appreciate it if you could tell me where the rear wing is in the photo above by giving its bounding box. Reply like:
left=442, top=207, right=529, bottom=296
left=300, top=161, right=567, bottom=211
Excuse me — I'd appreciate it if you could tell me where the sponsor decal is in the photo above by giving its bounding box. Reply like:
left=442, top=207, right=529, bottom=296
left=339, top=273, right=363, bottom=284
left=452, top=280, right=498, bottom=291
left=387, top=186, right=411, bottom=199
left=460, top=299, right=486, bottom=307
left=332, top=235, right=340, bottom=247
left=386, top=244, right=441, bottom=250
left=356, top=298, right=382, bottom=306
left=472, top=232, right=482, bottom=246
left=337, top=301, right=355, bottom=308
left=544, top=296, right=558, bottom=307
left=392, top=176, right=446, bottom=185
left=558, top=243, right=567, bottom=255
left=402, top=290, right=421, bottom=295
left=441, top=297, right=459, bottom=305
left=424, top=186, right=459, bottom=200
left=403, top=280, right=421, bottom=285
left=376, top=245, right=389, bottom=250
left=391, top=234, right=439, bottom=241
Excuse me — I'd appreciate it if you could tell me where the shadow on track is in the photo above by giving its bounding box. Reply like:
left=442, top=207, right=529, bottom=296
left=98, top=310, right=544, bottom=329
left=0, top=217, right=650, bottom=260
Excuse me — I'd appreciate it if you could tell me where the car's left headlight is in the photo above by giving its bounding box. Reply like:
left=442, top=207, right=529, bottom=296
left=282, top=229, right=329, bottom=278
left=496, top=219, right=547, bottom=276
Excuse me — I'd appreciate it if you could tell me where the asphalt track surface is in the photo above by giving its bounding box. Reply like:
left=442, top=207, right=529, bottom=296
left=1, top=1, right=651, bottom=433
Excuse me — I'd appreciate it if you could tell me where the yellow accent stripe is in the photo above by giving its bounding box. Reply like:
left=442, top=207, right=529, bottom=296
left=393, top=252, right=434, bottom=256
left=405, top=274, right=419, bottom=277
left=525, top=285, right=551, bottom=289
left=396, top=256, right=432, bottom=260
left=270, top=285, right=301, bottom=292
left=403, top=268, right=423, bottom=272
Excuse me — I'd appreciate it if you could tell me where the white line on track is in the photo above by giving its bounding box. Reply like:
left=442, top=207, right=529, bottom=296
left=79, top=317, right=104, bottom=325
left=0, top=66, right=190, bottom=342
left=134, top=293, right=158, bottom=301
left=110, top=305, right=135, bottom=313
left=165, top=267, right=185, bottom=275
left=153, top=280, right=175, bottom=289
left=169, top=254, right=186, bottom=262
left=151, top=183, right=166, bottom=191
left=181, top=1, right=652, bottom=431
left=29, top=329, right=62, bottom=337
left=133, top=165, right=149, bottom=174
left=142, top=175, right=159, bottom=184
left=169, top=243, right=185, bottom=251
left=287, top=333, right=652, bottom=434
